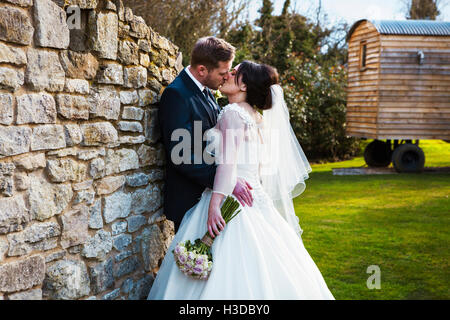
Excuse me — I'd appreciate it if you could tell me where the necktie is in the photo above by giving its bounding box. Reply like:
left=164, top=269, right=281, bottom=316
left=202, top=88, right=209, bottom=99
left=203, top=88, right=218, bottom=112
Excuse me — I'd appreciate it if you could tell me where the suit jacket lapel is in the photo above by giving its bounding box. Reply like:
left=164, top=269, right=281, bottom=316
left=203, top=88, right=219, bottom=122
left=180, top=70, right=216, bottom=125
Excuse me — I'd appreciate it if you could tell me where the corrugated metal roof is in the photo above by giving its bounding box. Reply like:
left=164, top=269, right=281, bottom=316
left=347, top=19, right=450, bottom=41
left=372, top=19, right=450, bottom=36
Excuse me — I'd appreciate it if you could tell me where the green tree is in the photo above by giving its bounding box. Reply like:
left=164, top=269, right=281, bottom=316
left=407, top=0, right=440, bottom=19
left=224, top=0, right=359, bottom=161
left=282, top=54, right=360, bottom=161
left=126, top=0, right=249, bottom=65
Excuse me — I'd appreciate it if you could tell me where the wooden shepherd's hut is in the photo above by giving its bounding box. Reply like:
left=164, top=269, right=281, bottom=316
left=346, top=19, right=450, bottom=172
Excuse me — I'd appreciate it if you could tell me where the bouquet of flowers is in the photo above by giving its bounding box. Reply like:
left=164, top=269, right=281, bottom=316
left=172, top=196, right=241, bottom=280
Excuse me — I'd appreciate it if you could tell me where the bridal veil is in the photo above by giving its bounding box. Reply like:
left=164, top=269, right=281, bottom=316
left=259, top=84, right=312, bottom=237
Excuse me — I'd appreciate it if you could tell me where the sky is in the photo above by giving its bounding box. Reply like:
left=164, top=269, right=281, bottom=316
left=247, top=0, right=450, bottom=28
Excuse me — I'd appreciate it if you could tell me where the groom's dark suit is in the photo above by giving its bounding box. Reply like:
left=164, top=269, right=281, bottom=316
left=158, top=69, right=221, bottom=231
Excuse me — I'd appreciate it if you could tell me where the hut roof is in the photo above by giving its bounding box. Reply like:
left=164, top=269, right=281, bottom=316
left=347, top=19, right=450, bottom=41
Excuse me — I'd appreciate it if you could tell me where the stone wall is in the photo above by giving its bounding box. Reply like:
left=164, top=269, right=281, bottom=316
left=0, top=0, right=181, bottom=300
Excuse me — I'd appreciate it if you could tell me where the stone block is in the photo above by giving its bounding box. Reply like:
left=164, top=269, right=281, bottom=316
left=88, top=199, right=103, bottom=229
left=89, top=158, right=106, bottom=179
left=0, top=126, right=31, bottom=157
left=0, top=6, right=34, bottom=45
left=25, top=48, right=65, bottom=92
left=64, top=124, right=83, bottom=147
left=119, top=135, right=146, bottom=145
left=122, top=106, right=143, bottom=120
left=125, top=172, right=149, bottom=187
left=60, top=205, right=89, bottom=249
left=0, top=93, right=13, bottom=125
left=89, top=257, right=114, bottom=294
left=0, top=66, right=24, bottom=92
left=130, top=183, right=162, bottom=215
left=128, top=274, right=153, bottom=300
left=13, top=153, right=46, bottom=171
left=81, top=229, right=112, bottom=261
left=16, top=93, right=57, bottom=124
left=118, top=40, right=139, bottom=65
left=56, top=94, right=90, bottom=120
left=77, top=148, right=105, bottom=161
left=102, top=288, right=120, bottom=300
left=14, top=172, right=29, bottom=191
left=113, top=256, right=140, bottom=279
left=3, top=0, right=33, bottom=7
left=64, top=78, right=90, bottom=94
left=138, top=89, right=157, bottom=106
left=0, top=42, right=27, bottom=66
left=31, top=125, right=66, bottom=151
left=126, top=215, right=147, bottom=233
left=8, top=288, right=42, bottom=300
left=67, top=0, right=98, bottom=9
left=96, top=63, right=123, bottom=85
left=88, top=86, right=121, bottom=120
left=104, top=148, right=139, bottom=175
left=28, top=176, right=73, bottom=221
left=59, top=51, right=98, bottom=80
left=103, top=189, right=132, bottom=223
left=46, top=159, right=87, bottom=183
left=111, top=220, right=127, bottom=236
left=33, top=0, right=70, bottom=49
left=0, top=196, right=30, bottom=235
left=94, top=175, right=125, bottom=195
left=7, top=221, right=61, bottom=256
left=43, top=259, right=90, bottom=300
left=112, top=233, right=132, bottom=251
left=119, top=90, right=138, bottom=105
left=118, top=121, right=143, bottom=133
left=129, top=15, right=149, bottom=39
left=80, top=122, right=118, bottom=146
left=0, top=255, right=45, bottom=293
left=124, top=66, right=147, bottom=88
left=89, top=11, right=118, bottom=60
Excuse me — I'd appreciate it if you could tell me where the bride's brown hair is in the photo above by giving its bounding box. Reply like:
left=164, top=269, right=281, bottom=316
left=234, top=60, right=279, bottom=110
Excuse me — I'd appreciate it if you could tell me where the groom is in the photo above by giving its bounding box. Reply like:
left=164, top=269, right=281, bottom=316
left=158, top=36, right=253, bottom=232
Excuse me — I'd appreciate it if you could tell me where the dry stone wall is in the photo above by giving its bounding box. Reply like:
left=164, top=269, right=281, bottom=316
left=0, top=0, right=182, bottom=300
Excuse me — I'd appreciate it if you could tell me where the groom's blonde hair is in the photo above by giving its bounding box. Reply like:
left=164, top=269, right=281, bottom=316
left=191, top=36, right=235, bottom=70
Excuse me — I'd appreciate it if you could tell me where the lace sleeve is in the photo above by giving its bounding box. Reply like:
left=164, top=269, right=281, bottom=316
left=211, top=107, right=247, bottom=196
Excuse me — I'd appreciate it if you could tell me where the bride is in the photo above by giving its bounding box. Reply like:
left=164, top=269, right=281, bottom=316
left=148, top=61, right=335, bottom=300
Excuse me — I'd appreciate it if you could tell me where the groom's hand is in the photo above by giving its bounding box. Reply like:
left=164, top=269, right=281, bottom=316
left=232, top=178, right=253, bottom=207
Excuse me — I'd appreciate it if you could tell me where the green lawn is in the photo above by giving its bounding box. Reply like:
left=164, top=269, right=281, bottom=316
left=293, top=140, right=450, bottom=299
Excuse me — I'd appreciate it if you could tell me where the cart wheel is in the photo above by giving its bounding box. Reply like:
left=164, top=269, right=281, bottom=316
left=392, top=143, right=425, bottom=173
left=364, top=140, right=392, bottom=167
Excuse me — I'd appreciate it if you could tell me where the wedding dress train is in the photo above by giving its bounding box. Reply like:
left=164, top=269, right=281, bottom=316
left=148, top=102, right=334, bottom=300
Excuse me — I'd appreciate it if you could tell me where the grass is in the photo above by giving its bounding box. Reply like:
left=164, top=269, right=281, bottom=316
left=293, top=140, right=450, bottom=299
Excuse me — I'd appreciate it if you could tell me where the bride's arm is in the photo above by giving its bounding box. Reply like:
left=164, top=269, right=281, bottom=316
left=207, top=110, right=245, bottom=238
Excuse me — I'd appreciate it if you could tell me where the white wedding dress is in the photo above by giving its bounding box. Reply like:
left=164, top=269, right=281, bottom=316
left=148, top=101, right=334, bottom=300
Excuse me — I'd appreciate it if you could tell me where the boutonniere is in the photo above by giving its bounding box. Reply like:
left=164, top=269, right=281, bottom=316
left=212, top=89, right=223, bottom=102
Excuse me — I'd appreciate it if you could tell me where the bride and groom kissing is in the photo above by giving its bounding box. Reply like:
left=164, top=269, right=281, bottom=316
left=148, top=36, right=334, bottom=299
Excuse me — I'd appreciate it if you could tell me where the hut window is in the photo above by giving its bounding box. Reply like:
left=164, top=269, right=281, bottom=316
left=360, top=41, right=367, bottom=70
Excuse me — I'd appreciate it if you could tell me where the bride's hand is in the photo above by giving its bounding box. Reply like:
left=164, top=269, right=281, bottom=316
left=207, top=205, right=226, bottom=238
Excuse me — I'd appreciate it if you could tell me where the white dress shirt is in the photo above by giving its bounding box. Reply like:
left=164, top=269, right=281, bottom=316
left=185, top=65, right=206, bottom=93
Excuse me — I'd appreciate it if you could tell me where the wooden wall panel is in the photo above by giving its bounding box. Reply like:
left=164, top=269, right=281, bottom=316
left=346, top=20, right=380, bottom=138
left=346, top=20, right=450, bottom=140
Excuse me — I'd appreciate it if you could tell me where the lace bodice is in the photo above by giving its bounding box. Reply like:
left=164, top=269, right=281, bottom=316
left=205, top=103, right=265, bottom=196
